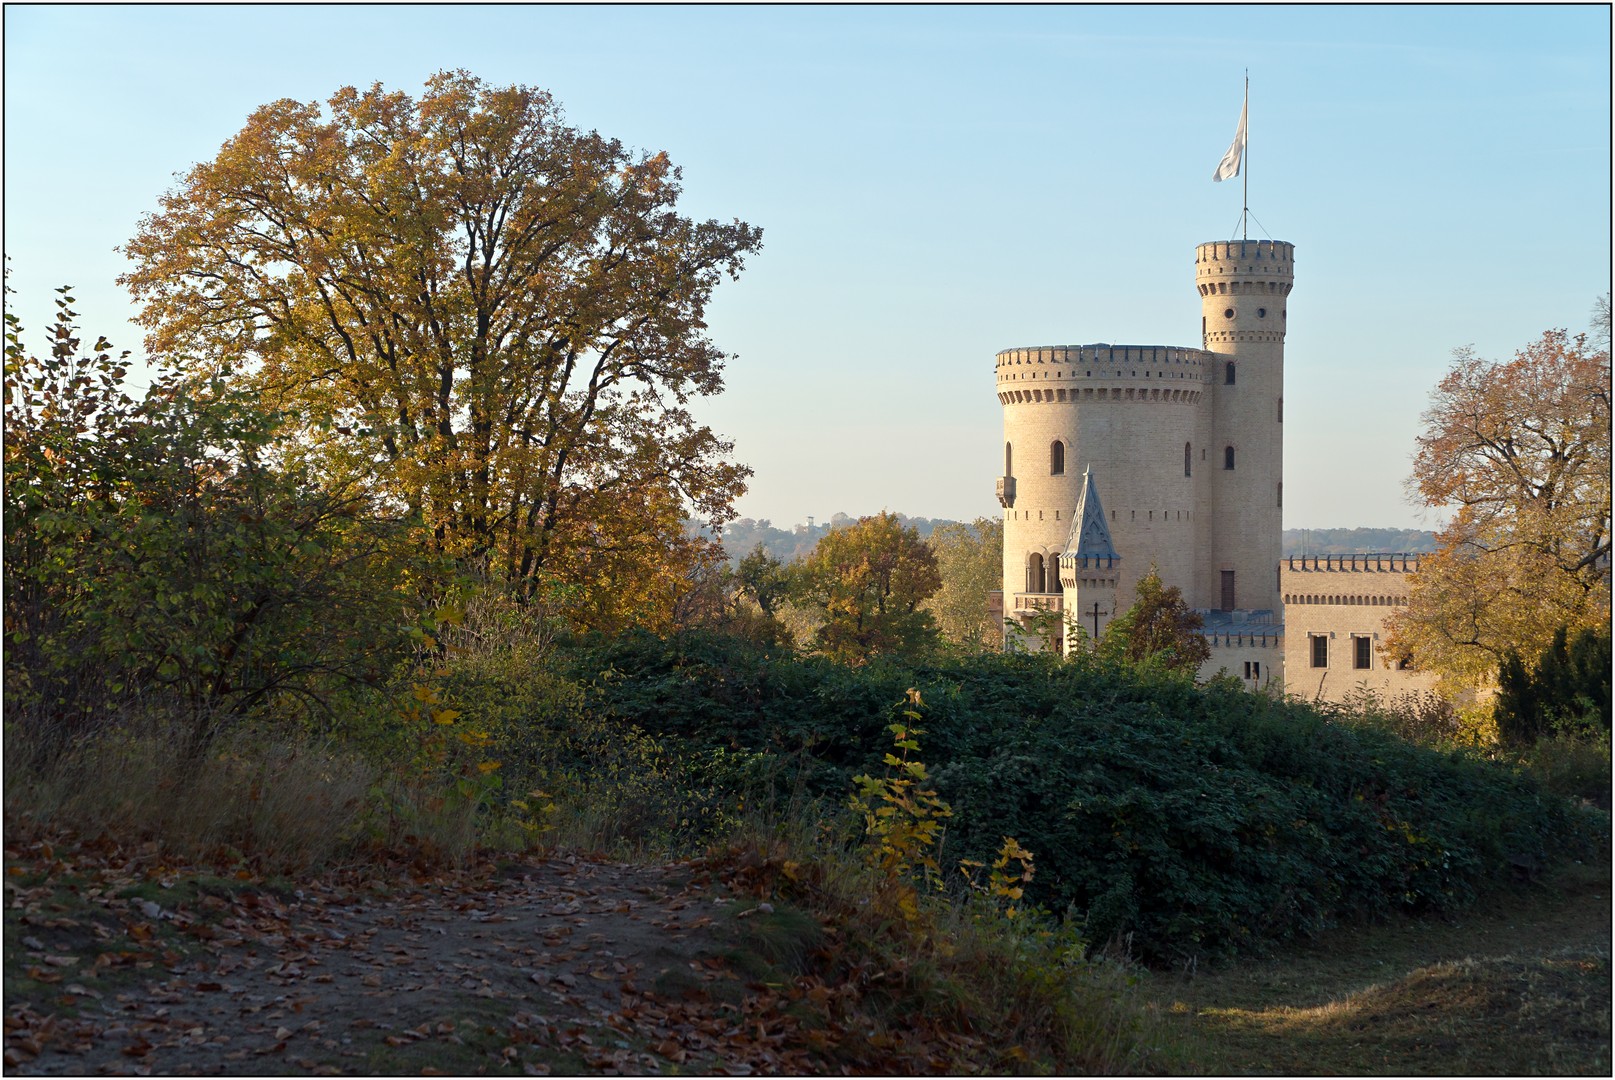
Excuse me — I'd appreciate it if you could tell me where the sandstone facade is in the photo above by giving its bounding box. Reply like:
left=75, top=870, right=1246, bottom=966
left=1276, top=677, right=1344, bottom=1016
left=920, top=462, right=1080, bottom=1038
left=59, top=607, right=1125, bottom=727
left=1281, top=555, right=1440, bottom=701
left=997, top=240, right=1293, bottom=654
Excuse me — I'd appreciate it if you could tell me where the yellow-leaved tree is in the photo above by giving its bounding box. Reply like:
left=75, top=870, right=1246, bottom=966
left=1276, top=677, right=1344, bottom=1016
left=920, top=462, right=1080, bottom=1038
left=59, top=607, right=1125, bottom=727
left=120, top=71, right=760, bottom=615
left=1387, top=320, right=1611, bottom=695
left=797, top=513, right=942, bottom=663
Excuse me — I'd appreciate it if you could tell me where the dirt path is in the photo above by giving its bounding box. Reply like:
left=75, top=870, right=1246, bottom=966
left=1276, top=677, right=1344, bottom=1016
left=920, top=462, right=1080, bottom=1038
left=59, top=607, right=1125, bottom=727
left=5, top=849, right=813, bottom=1076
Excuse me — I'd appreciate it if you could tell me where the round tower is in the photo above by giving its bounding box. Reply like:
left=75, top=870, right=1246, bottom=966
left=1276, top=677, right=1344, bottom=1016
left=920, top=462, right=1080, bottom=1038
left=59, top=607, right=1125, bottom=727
left=1195, top=239, right=1294, bottom=614
left=995, top=343, right=1213, bottom=647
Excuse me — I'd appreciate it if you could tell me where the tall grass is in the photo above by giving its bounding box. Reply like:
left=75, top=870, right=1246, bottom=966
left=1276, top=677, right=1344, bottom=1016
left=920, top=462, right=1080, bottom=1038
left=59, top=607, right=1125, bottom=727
left=4, top=722, right=376, bottom=874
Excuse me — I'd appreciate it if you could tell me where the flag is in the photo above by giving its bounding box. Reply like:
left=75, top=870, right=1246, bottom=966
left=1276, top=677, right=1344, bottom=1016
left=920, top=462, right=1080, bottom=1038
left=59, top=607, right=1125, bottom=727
left=1212, top=91, right=1247, bottom=182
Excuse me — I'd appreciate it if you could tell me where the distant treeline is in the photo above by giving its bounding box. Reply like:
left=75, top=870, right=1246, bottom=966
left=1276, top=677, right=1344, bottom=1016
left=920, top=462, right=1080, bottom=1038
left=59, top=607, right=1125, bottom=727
left=711, top=518, right=1437, bottom=565
left=714, top=514, right=959, bottom=564
left=1282, top=528, right=1439, bottom=556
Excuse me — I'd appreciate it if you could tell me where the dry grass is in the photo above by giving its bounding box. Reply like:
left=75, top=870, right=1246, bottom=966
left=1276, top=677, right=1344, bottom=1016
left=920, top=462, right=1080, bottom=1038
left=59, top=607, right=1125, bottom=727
left=1145, top=857, right=1613, bottom=1074
left=5, top=725, right=376, bottom=874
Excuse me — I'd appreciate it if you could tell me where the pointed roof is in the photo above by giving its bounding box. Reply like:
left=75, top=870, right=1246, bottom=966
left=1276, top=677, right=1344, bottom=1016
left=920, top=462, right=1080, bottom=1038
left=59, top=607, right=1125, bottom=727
left=1063, top=465, right=1120, bottom=562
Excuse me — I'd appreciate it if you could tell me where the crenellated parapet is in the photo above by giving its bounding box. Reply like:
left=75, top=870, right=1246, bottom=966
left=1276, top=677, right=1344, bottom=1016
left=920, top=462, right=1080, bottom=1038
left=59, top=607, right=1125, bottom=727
left=1195, top=240, right=1295, bottom=282
left=1286, top=553, right=1423, bottom=573
left=995, top=344, right=1213, bottom=406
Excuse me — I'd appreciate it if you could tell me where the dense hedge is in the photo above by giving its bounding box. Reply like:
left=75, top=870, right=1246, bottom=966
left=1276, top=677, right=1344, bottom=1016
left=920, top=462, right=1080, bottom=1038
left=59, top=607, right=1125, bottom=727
left=559, top=631, right=1605, bottom=962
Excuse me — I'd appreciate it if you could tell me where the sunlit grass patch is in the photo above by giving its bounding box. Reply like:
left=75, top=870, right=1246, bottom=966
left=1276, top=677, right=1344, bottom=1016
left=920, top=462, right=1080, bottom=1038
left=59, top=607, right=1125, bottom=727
left=1187, top=948, right=1610, bottom=1076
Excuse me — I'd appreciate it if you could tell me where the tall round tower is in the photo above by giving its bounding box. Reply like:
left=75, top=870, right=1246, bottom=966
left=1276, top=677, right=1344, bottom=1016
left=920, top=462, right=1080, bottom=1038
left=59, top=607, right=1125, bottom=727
left=995, top=343, right=1211, bottom=648
left=1195, top=239, right=1293, bottom=614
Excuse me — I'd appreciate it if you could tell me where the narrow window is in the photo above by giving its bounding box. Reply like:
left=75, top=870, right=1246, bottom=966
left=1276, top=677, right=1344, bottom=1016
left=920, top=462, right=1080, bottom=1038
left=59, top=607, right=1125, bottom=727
left=1224, top=446, right=1236, bottom=470
left=1310, top=635, right=1329, bottom=668
left=1184, top=442, right=1191, bottom=477
left=1277, top=482, right=1282, bottom=508
left=1277, top=396, right=1283, bottom=423
left=1220, top=570, right=1236, bottom=611
left=1225, top=361, right=1236, bottom=385
left=1051, top=440, right=1064, bottom=476
left=1353, top=636, right=1372, bottom=670
left=1005, top=442, right=1013, bottom=476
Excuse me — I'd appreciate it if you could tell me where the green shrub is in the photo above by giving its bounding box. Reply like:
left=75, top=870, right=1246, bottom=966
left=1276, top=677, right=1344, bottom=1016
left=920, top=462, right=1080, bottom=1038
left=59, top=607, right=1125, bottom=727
left=563, top=631, right=1605, bottom=963
left=439, top=631, right=769, bottom=855
left=1496, top=625, right=1613, bottom=747
left=3, top=297, right=425, bottom=760
left=1518, top=724, right=1612, bottom=808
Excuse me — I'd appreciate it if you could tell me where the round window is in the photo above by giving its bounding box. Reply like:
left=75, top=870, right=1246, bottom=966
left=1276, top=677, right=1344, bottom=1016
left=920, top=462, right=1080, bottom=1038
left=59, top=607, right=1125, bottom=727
left=1257, top=307, right=1267, bottom=318
left=1224, top=308, right=1234, bottom=319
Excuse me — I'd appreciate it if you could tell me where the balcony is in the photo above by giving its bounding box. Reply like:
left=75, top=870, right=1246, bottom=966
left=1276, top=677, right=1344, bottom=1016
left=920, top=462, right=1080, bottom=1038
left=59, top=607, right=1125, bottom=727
left=1012, top=592, right=1063, bottom=613
left=996, top=475, right=1016, bottom=508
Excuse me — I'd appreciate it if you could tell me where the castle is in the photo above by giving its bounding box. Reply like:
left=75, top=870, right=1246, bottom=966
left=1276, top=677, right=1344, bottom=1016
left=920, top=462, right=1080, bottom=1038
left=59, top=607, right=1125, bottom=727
left=993, top=238, right=1437, bottom=700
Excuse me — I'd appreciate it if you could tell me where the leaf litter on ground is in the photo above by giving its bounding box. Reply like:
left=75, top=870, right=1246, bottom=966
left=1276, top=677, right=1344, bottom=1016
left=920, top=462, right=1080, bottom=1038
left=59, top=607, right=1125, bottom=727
left=4, top=823, right=989, bottom=1076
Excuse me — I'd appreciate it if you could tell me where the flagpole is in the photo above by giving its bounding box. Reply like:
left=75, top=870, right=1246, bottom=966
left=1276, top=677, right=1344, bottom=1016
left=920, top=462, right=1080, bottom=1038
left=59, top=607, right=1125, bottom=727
left=1242, top=71, right=1249, bottom=241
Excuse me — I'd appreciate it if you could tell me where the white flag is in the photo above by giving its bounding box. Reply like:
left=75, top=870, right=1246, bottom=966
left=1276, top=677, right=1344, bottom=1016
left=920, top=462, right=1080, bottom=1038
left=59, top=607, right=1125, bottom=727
left=1212, top=92, right=1247, bottom=182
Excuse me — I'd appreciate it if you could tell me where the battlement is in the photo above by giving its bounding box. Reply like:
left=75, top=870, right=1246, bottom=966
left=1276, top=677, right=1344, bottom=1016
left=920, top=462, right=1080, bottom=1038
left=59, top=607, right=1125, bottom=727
left=996, top=344, right=1213, bottom=369
left=1285, top=553, right=1422, bottom=573
left=995, top=345, right=1213, bottom=405
left=1195, top=240, right=1295, bottom=279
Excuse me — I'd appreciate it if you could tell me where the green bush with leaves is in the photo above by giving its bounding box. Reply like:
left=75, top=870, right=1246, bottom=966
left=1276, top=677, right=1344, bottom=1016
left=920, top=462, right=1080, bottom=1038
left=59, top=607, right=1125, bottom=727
left=3, top=292, right=427, bottom=758
left=563, top=631, right=1604, bottom=962
left=1495, top=624, right=1612, bottom=747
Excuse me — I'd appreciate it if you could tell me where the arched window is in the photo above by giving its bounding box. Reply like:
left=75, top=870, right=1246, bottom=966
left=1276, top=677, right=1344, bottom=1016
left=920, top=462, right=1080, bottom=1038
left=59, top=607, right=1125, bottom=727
left=1225, top=362, right=1236, bottom=385
left=1050, top=440, right=1064, bottom=476
left=1224, top=446, right=1236, bottom=470
left=1004, top=442, right=1013, bottom=476
left=1184, top=442, right=1192, bottom=477
left=1026, top=553, right=1045, bottom=594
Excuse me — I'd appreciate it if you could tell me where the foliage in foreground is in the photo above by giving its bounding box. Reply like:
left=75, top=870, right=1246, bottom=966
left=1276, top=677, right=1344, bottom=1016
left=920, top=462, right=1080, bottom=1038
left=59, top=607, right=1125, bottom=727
left=564, top=631, right=1605, bottom=962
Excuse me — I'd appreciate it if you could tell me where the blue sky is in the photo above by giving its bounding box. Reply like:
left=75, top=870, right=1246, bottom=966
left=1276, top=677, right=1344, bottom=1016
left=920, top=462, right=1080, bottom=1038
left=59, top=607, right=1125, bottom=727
left=4, top=4, right=1609, bottom=531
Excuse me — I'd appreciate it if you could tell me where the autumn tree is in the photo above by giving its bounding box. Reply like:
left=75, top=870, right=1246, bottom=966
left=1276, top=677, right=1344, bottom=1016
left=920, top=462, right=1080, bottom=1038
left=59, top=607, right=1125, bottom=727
left=796, top=513, right=942, bottom=663
left=1386, top=325, right=1611, bottom=694
left=1097, top=568, right=1211, bottom=674
left=923, top=517, right=1004, bottom=652
left=120, top=71, right=760, bottom=610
